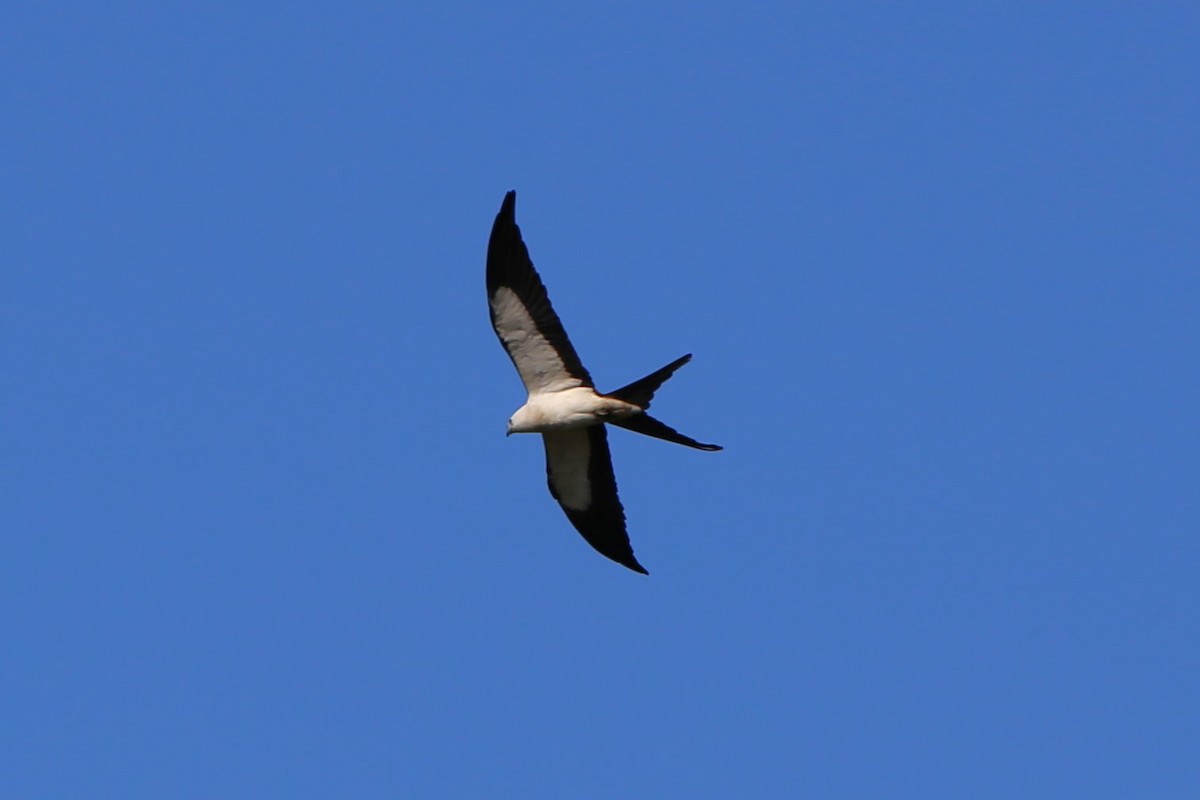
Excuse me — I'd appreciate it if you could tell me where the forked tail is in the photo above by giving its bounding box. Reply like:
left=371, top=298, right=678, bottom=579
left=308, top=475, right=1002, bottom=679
left=606, top=354, right=693, bottom=410
left=606, top=354, right=723, bottom=451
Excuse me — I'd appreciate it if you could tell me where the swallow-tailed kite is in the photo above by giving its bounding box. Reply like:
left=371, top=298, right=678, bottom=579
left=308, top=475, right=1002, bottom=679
left=486, top=191, right=721, bottom=574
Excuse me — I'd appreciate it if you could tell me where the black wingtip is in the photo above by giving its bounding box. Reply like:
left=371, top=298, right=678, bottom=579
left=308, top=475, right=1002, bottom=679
left=580, top=541, right=650, bottom=576
left=490, top=192, right=518, bottom=242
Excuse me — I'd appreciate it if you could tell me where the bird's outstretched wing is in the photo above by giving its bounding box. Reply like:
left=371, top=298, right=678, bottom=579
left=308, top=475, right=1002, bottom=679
left=542, top=426, right=647, bottom=574
left=487, top=191, right=592, bottom=394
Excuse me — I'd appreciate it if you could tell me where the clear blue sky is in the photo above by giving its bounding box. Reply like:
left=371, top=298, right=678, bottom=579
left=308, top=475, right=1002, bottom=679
left=3, top=3, right=1196, bottom=797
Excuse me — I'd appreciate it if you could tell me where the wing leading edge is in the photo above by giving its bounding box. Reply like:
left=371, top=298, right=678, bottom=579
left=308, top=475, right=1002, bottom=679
left=487, top=191, right=592, bottom=394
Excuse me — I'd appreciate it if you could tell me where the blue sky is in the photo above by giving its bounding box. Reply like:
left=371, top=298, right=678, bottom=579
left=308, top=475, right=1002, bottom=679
left=2, top=2, right=1197, bottom=797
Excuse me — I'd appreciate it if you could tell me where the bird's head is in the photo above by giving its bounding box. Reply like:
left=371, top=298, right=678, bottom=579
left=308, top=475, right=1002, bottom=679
left=506, top=405, right=540, bottom=436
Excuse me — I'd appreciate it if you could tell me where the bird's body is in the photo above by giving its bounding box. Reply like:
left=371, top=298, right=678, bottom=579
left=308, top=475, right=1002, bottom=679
left=508, top=388, right=640, bottom=434
left=486, top=191, right=721, bottom=574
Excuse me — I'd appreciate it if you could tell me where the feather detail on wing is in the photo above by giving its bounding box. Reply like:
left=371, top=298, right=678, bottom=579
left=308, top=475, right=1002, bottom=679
left=543, top=426, right=647, bottom=574
left=487, top=191, right=592, bottom=394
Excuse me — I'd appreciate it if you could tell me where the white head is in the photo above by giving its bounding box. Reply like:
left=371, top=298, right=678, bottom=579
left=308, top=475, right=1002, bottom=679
left=506, top=404, right=542, bottom=436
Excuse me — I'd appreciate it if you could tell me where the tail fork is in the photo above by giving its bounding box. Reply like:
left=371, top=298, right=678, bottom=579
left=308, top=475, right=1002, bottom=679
left=605, top=355, right=722, bottom=451
left=607, top=354, right=693, bottom=410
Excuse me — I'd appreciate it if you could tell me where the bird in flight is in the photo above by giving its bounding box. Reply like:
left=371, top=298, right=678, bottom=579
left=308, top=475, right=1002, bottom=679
left=486, top=190, right=722, bottom=575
